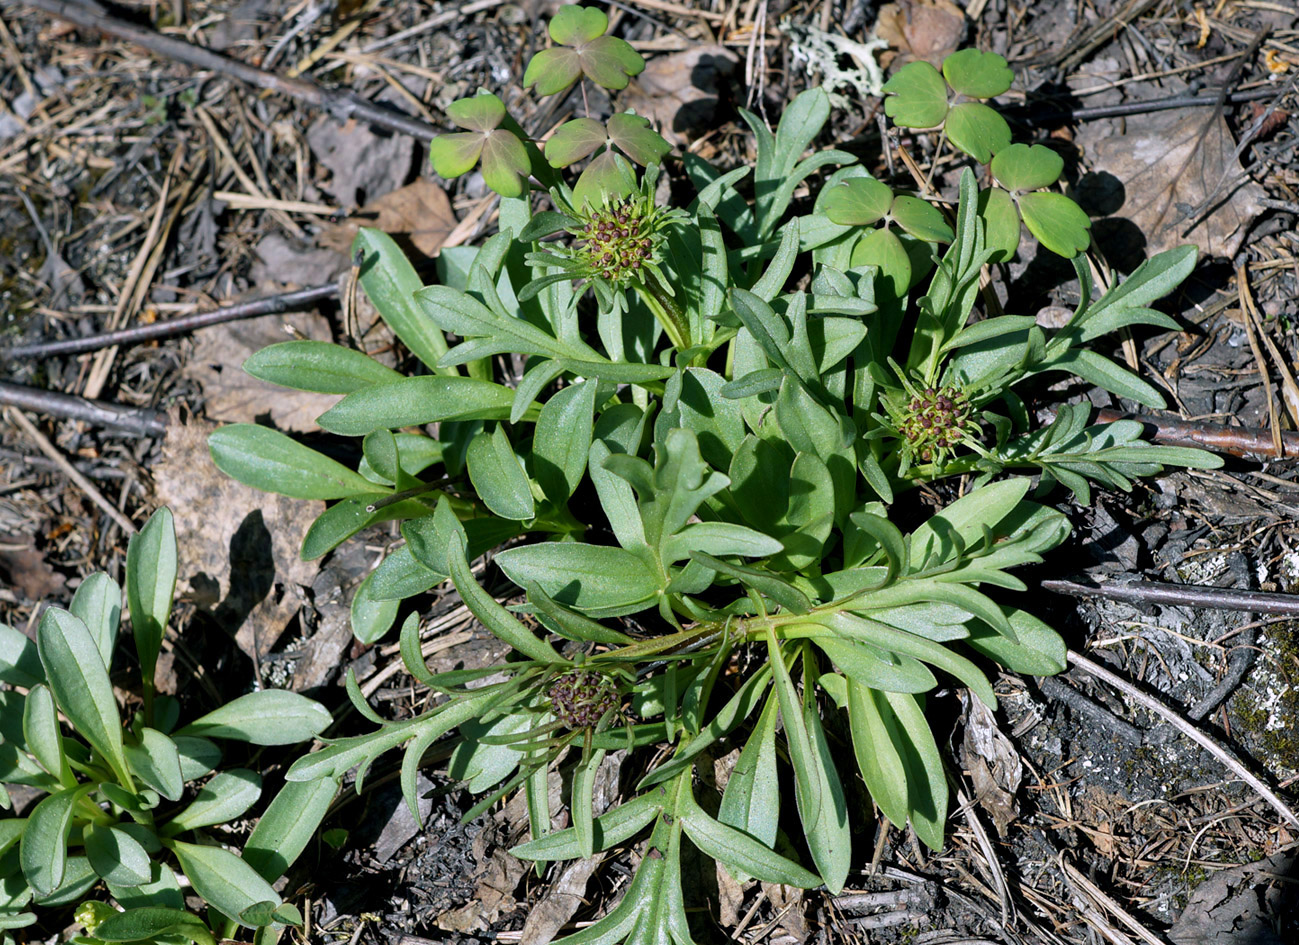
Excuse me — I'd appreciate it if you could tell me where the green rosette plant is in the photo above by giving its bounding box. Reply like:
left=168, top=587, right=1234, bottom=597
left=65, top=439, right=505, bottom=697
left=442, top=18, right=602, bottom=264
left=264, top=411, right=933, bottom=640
left=0, top=509, right=336, bottom=944
left=206, top=7, right=1223, bottom=940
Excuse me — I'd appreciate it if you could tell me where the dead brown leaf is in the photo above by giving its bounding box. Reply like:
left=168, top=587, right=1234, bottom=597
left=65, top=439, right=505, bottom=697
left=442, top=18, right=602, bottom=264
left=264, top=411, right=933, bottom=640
left=319, top=178, right=458, bottom=259
left=435, top=835, right=527, bottom=932
left=1090, top=108, right=1266, bottom=259
left=622, top=45, right=739, bottom=148
left=1168, top=848, right=1295, bottom=945
left=760, top=882, right=808, bottom=942
left=961, top=694, right=1022, bottom=838
left=0, top=537, right=66, bottom=602
left=307, top=114, right=415, bottom=209
left=518, top=854, right=607, bottom=943
left=183, top=302, right=337, bottom=432
left=153, top=413, right=322, bottom=660
left=876, top=0, right=966, bottom=69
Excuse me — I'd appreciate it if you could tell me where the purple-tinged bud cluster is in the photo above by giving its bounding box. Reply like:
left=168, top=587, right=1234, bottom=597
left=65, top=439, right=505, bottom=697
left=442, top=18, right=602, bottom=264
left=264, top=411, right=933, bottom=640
left=898, top=385, right=971, bottom=462
left=578, top=198, right=657, bottom=284
left=547, top=669, right=620, bottom=730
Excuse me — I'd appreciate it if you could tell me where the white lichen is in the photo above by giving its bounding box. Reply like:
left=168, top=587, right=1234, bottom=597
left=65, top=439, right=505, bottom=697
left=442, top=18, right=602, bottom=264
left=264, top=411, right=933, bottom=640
left=781, top=21, right=888, bottom=107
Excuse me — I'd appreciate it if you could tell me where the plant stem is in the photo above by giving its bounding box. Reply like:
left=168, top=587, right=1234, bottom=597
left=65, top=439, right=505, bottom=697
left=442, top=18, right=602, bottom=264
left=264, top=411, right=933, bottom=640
left=634, top=276, right=690, bottom=353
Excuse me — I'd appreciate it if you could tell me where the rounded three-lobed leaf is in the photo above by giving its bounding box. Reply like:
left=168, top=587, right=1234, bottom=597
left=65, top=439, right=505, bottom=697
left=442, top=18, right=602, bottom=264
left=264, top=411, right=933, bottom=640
left=523, top=5, right=645, bottom=95
left=429, top=91, right=531, bottom=197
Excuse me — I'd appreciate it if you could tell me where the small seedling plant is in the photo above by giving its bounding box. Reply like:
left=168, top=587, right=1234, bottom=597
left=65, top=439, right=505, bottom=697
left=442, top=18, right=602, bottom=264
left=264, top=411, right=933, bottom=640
left=208, top=7, right=1221, bottom=940
left=0, top=509, right=338, bottom=945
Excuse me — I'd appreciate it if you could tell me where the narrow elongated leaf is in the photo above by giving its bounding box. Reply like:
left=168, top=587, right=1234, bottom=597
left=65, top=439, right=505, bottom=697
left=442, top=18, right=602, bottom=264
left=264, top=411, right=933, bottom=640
left=512, top=791, right=663, bottom=861
left=105, top=862, right=185, bottom=911
left=679, top=788, right=820, bottom=887
left=170, top=840, right=280, bottom=929
left=533, top=379, right=598, bottom=505
left=662, top=522, right=783, bottom=563
left=244, top=340, right=404, bottom=393
left=448, top=533, right=562, bottom=663
left=166, top=769, right=262, bottom=834
left=22, top=684, right=64, bottom=778
left=317, top=376, right=516, bottom=436
left=70, top=572, right=121, bottom=670
left=20, top=784, right=92, bottom=895
left=495, top=542, right=661, bottom=618
left=355, top=228, right=453, bottom=373
left=36, top=608, right=128, bottom=784
left=91, top=907, right=216, bottom=945
left=243, top=776, right=338, bottom=882
left=467, top=426, right=536, bottom=521
left=177, top=691, right=331, bottom=745
left=765, top=631, right=850, bottom=893
left=909, top=478, right=1029, bottom=567
left=127, top=507, right=177, bottom=705
left=0, top=622, right=42, bottom=687
left=847, top=681, right=910, bottom=829
left=351, top=567, right=401, bottom=644
left=1047, top=348, right=1165, bottom=408
left=209, top=425, right=376, bottom=499
left=814, top=636, right=936, bottom=693
left=964, top=607, right=1067, bottom=675
left=84, top=823, right=152, bottom=887
left=717, top=693, right=780, bottom=852
left=124, top=727, right=183, bottom=801
left=883, top=691, right=948, bottom=850
left=572, top=748, right=605, bottom=859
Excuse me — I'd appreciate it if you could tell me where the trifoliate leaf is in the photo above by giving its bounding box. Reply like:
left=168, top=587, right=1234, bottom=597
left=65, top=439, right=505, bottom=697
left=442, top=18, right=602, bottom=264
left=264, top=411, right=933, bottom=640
left=944, top=102, right=1011, bottom=164
left=942, top=49, right=1013, bottom=99
left=431, top=91, right=531, bottom=195
left=545, top=117, right=607, bottom=167
left=882, top=61, right=949, bottom=129
left=889, top=195, right=953, bottom=243
left=1018, top=191, right=1091, bottom=258
left=978, top=187, right=1020, bottom=262
left=607, top=113, right=670, bottom=166
left=524, top=6, right=645, bottom=95
left=822, top=177, right=893, bottom=226
left=851, top=228, right=910, bottom=299
left=573, top=150, right=637, bottom=209
left=991, top=143, right=1064, bottom=193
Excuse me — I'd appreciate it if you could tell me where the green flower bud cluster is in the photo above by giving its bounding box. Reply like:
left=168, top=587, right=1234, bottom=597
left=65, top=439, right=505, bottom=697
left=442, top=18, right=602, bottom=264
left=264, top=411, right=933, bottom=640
left=898, top=386, right=972, bottom=462
left=548, top=669, right=621, bottom=730
left=577, top=196, right=659, bottom=285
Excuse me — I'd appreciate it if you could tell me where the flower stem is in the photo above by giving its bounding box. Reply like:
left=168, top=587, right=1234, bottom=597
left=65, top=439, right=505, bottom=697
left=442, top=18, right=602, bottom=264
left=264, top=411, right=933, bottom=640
left=634, top=275, right=690, bottom=352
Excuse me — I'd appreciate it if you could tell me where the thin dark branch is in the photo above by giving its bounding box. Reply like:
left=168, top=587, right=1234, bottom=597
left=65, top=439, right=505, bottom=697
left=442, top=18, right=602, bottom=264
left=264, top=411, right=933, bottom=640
left=22, top=0, right=440, bottom=140
left=1011, top=86, right=1284, bottom=125
left=1093, top=408, right=1299, bottom=458
left=0, top=381, right=167, bottom=438
left=3, top=283, right=340, bottom=361
left=1042, top=577, right=1299, bottom=616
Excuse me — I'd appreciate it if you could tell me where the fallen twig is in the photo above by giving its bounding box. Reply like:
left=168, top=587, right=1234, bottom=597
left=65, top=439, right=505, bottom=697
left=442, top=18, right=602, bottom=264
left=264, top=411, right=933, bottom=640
left=0, top=381, right=167, bottom=438
left=1042, top=576, right=1299, bottom=616
left=2, top=284, right=339, bottom=361
left=1067, top=649, right=1299, bottom=828
left=1013, top=85, right=1282, bottom=125
left=6, top=407, right=137, bottom=535
left=1094, top=408, right=1299, bottom=459
left=22, top=0, right=438, bottom=141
